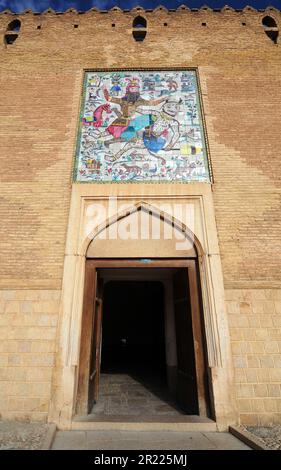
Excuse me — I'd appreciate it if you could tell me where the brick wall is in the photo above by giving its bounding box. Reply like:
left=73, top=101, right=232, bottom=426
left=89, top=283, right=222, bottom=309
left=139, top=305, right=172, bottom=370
left=0, top=7, right=280, bottom=422
left=0, top=290, right=59, bottom=421
left=226, top=289, right=281, bottom=425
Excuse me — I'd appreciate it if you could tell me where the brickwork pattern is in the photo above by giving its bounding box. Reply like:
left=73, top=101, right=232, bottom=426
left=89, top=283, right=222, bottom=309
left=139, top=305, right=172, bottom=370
left=226, top=289, right=281, bottom=425
left=0, top=290, right=60, bottom=421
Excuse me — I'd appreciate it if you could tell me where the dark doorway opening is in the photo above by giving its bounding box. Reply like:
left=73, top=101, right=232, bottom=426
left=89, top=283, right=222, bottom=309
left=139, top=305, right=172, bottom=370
left=97, top=280, right=181, bottom=416
left=101, top=281, right=166, bottom=375
left=76, top=260, right=211, bottom=420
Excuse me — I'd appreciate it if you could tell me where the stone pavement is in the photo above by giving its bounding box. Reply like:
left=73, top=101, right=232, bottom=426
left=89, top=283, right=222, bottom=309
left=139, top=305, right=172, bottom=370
left=91, top=373, right=185, bottom=417
left=52, top=430, right=251, bottom=450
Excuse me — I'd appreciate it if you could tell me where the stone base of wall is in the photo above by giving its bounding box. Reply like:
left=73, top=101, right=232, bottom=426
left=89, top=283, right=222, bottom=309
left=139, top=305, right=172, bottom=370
left=0, top=290, right=60, bottom=422
left=226, top=288, right=281, bottom=426
left=1, top=287, right=281, bottom=425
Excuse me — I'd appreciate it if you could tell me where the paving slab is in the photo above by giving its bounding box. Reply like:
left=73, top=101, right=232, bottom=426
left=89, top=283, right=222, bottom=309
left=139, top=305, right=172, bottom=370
left=86, top=430, right=216, bottom=450
left=52, top=431, right=87, bottom=450
left=52, top=430, right=251, bottom=450
left=202, top=432, right=251, bottom=450
left=92, top=373, right=185, bottom=418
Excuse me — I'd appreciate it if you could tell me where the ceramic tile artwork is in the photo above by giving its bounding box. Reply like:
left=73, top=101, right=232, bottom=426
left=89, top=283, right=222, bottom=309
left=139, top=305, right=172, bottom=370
left=74, top=70, right=211, bottom=183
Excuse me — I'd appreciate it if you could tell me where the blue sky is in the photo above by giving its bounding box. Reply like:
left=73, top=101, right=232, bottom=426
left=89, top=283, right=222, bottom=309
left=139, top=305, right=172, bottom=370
left=0, top=1, right=280, bottom=13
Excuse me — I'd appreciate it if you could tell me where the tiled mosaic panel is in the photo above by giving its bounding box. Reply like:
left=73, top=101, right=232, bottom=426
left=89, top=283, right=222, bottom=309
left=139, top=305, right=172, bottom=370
left=74, top=71, right=210, bottom=183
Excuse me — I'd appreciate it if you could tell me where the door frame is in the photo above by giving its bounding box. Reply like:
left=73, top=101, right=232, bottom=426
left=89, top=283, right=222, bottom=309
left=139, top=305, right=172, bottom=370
left=75, top=258, right=210, bottom=417
left=49, top=193, right=238, bottom=429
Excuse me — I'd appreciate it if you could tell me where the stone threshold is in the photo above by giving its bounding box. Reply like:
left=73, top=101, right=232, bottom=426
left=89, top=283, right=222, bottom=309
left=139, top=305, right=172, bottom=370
left=71, top=415, right=217, bottom=432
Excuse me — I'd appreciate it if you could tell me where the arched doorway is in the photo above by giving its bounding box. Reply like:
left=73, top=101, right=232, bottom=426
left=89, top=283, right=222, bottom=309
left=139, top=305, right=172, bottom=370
left=75, top=205, right=212, bottom=420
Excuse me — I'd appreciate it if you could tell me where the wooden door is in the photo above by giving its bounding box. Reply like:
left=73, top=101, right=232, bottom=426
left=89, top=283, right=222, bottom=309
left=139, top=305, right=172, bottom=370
left=88, top=277, right=103, bottom=412
left=173, top=265, right=207, bottom=415
left=76, top=261, right=103, bottom=415
left=173, top=268, right=198, bottom=413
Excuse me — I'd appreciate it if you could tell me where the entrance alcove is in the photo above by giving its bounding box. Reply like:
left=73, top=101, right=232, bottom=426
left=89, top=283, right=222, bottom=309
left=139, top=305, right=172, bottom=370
left=49, top=196, right=237, bottom=430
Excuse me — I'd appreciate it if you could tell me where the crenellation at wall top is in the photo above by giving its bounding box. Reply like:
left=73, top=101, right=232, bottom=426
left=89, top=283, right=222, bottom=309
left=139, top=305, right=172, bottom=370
left=0, top=5, right=280, bottom=49
left=0, top=6, right=279, bottom=27
left=0, top=5, right=280, bottom=17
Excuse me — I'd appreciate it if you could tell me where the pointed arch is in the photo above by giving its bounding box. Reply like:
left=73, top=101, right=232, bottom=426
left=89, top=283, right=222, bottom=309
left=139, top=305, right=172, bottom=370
left=262, top=15, right=279, bottom=44
left=83, top=201, right=204, bottom=258
left=6, top=19, right=21, bottom=32
left=133, top=16, right=147, bottom=28
left=132, top=15, right=147, bottom=42
left=4, top=19, right=21, bottom=45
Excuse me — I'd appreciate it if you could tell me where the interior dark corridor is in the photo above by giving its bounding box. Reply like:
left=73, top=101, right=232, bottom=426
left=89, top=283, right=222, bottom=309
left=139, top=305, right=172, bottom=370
left=94, top=280, right=184, bottom=416
left=101, top=281, right=166, bottom=375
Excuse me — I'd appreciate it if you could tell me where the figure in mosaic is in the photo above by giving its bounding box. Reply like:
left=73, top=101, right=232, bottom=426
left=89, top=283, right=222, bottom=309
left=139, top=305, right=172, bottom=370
left=102, top=77, right=167, bottom=146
